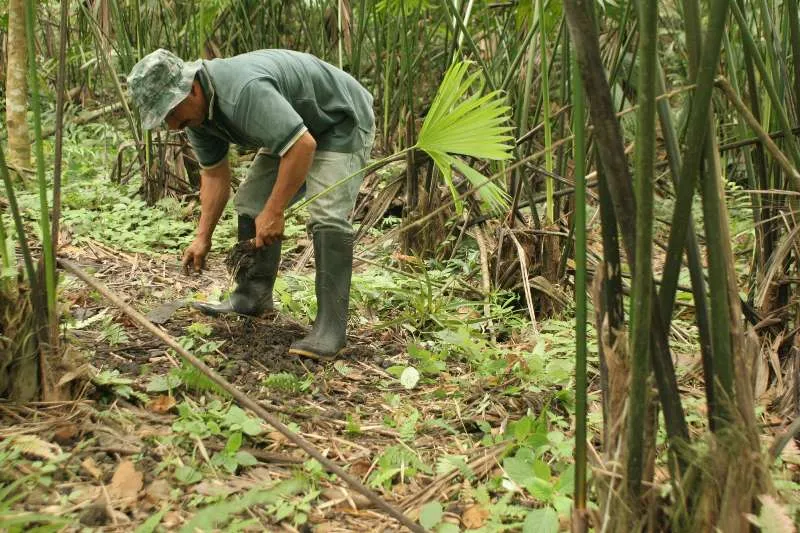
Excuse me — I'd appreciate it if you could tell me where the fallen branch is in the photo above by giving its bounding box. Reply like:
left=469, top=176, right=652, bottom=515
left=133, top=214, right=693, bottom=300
left=57, top=257, right=425, bottom=533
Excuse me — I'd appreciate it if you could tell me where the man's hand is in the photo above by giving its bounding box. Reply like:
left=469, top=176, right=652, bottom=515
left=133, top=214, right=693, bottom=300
left=182, top=236, right=212, bottom=274
left=254, top=209, right=285, bottom=247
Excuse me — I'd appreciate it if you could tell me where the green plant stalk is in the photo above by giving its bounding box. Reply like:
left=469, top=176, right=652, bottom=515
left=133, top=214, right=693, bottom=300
left=656, top=0, right=730, bottom=327
left=723, top=30, right=764, bottom=283
left=564, top=0, right=690, bottom=454
left=0, top=204, right=9, bottom=279
left=24, top=0, right=55, bottom=315
left=352, top=0, right=368, bottom=79
left=655, top=64, right=717, bottom=430
left=788, top=0, right=800, bottom=120
left=382, top=20, right=395, bottom=147
left=731, top=1, right=800, bottom=167
left=757, top=0, right=796, bottom=124
left=571, top=46, right=588, bottom=513
left=0, top=145, right=38, bottom=297
left=338, top=0, right=344, bottom=68
left=737, top=0, right=772, bottom=283
left=626, top=0, right=657, bottom=499
left=500, top=20, right=541, bottom=92
left=440, top=0, right=496, bottom=89
left=538, top=0, right=554, bottom=223
left=700, top=120, right=735, bottom=420
left=516, top=2, right=537, bottom=203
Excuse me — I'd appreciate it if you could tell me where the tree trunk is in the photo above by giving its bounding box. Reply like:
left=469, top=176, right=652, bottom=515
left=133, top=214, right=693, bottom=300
left=5, top=0, right=31, bottom=170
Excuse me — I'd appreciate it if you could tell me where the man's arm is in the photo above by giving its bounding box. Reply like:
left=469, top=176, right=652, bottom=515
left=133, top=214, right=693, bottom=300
left=182, top=158, right=231, bottom=273
left=254, top=131, right=316, bottom=247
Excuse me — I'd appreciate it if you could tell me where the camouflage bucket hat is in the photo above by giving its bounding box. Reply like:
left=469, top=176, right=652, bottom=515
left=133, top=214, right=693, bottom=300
left=127, top=49, right=202, bottom=130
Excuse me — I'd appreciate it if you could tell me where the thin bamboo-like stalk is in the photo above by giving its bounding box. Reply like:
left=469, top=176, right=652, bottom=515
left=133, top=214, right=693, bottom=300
left=655, top=63, right=716, bottom=431
left=627, top=0, right=657, bottom=499
left=731, top=1, right=800, bottom=167
left=680, top=0, right=737, bottom=420
left=787, top=0, right=800, bottom=121
left=0, top=205, right=9, bottom=289
left=49, top=0, right=70, bottom=347
left=723, top=29, right=765, bottom=288
left=538, top=0, right=554, bottom=223
left=563, top=0, right=690, bottom=456
left=0, top=145, right=38, bottom=297
left=657, top=0, right=731, bottom=330
left=571, top=44, right=588, bottom=526
left=24, top=0, right=55, bottom=317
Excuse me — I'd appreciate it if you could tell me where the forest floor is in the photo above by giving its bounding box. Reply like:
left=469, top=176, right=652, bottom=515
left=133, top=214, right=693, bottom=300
left=2, top=123, right=800, bottom=532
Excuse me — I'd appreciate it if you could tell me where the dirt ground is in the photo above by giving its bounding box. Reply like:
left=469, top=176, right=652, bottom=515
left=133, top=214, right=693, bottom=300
left=1, top=242, right=547, bottom=531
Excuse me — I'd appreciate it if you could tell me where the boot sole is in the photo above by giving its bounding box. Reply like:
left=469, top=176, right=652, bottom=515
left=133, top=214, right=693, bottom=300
left=191, top=301, right=272, bottom=318
left=287, top=346, right=342, bottom=361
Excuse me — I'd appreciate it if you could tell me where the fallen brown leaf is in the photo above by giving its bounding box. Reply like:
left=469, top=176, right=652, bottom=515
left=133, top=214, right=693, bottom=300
left=348, top=458, right=373, bottom=478
left=81, top=457, right=104, bottom=479
left=144, top=479, right=171, bottom=504
left=53, top=423, right=79, bottom=444
left=108, top=460, right=143, bottom=508
left=462, top=505, right=490, bottom=529
left=148, top=395, right=177, bottom=414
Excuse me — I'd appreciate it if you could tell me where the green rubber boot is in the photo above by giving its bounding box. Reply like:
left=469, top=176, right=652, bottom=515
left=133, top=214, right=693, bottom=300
left=193, top=216, right=280, bottom=317
left=288, top=229, right=353, bottom=360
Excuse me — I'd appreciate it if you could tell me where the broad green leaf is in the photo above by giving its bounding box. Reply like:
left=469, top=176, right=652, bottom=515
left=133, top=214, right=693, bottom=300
left=235, top=451, right=258, bottom=467
left=522, top=507, right=559, bottom=533
left=503, top=456, right=536, bottom=487
left=174, top=465, right=203, bottom=485
left=225, top=432, right=243, bottom=455
left=420, top=501, right=444, bottom=529
left=400, top=367, right=420, bottom=389
left=224, top=406, right=263, bottom=436
left=526, top=477, right=555, bottom=502
left=146, top=373, right=183, bottom=392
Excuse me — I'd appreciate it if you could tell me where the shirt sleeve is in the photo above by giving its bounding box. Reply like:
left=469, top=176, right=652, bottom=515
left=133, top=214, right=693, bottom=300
left=186, top=127, right=230, bottom=169
left=233, top=79, right=307, bottom=157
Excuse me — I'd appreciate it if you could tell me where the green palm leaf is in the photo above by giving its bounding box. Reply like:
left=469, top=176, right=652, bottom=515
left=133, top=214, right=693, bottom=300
left=414, top=61, right=514, bottom=214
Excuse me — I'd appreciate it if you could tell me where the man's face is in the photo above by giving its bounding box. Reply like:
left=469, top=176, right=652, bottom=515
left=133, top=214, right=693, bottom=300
left=164, top=81, right=205, bottom=130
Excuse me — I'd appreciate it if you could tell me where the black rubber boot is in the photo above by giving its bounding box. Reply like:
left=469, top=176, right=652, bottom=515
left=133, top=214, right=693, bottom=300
left=288, top=229, right=353, bottom=360
left=193, top=216, right=280, bottom=317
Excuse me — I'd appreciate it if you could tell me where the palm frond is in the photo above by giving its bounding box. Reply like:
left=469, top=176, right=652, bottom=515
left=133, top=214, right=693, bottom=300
left=415, top=61, right=514, bottom=214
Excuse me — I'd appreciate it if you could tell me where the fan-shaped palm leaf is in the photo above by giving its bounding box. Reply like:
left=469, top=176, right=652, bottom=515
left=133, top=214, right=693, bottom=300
left=414, top=61, right=514, bottom=214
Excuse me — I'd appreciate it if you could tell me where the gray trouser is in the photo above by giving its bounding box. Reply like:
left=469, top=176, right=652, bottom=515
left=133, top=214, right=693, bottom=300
left=233, top=127, right=375, bottom=234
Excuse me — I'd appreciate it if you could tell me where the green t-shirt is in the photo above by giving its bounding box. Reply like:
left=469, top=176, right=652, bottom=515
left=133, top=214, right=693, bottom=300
left=186, top=50, right=374, bottom=167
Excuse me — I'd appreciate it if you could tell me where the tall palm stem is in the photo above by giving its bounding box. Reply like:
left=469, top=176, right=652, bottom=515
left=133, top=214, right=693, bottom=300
left=655, top=63, right=716, bottom=430
left=571, top=44, right=588, bottom=518
left=24, top=0, right=55, bottom=317
left=564, top=0, right=690, bottom=457
left=656, top=0, right=730, bottom=329
left=730, top=1, right=800, bottom=167
left=627, top=0, right=657, bottom=498
left=538, top=0, right=554, bottom=223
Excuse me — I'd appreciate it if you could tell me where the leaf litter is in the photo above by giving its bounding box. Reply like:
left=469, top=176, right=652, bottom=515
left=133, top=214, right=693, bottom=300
left=4, top=238, right=798, bottom=531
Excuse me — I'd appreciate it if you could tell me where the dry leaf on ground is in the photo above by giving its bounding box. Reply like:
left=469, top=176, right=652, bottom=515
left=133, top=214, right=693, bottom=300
left=81, top=457, right=104, bottom=479
left=52, top=423, right=79, bottom=444
left=148, top=395, right=177, bottom=414
left=11, top=435, right=62, bottom=460
left=108, top=460, right=143, bottom=508
left=462, top=505, right=489, bottom=529
left=144, top=479, right=171, bottom=504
